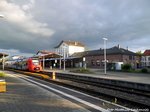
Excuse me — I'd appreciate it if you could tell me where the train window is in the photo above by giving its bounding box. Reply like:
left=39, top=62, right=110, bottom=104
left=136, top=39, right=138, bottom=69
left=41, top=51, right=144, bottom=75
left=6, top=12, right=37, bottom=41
left=32, top=60, right=39, bottom=65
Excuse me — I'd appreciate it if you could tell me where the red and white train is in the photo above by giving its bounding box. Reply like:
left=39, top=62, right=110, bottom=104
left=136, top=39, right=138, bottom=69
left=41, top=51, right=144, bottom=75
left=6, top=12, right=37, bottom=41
left=6, top=57, right=42, bottom=72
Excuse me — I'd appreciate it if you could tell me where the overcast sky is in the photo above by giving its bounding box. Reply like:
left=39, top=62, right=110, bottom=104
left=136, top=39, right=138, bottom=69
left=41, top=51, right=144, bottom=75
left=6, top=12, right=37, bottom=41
left=0, top=0, right=150, bottom=56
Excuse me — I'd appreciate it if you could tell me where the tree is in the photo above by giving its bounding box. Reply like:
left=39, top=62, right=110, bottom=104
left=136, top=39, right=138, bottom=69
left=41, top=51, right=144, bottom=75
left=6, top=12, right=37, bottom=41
left=136, top=51, right=143, bottom=56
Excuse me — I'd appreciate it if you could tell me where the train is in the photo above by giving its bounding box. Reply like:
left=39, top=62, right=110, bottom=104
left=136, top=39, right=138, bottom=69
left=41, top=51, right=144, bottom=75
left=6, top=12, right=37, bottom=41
left=5, top=57, right=43, bottom=72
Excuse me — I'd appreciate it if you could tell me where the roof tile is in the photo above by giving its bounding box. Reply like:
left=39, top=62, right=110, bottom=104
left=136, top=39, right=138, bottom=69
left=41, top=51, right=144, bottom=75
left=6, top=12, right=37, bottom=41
left=143, top=50, right=150, bottom=56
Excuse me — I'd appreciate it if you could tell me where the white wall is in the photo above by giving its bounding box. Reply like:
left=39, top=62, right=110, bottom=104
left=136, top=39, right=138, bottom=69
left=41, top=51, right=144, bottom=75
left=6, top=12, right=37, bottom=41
left=115, top=62, right=123, bottom=70
left=55, top=42, right=85, bottom=57
left=141, top=56, right=150, bottom=67
left=69, top=46, right=85, bottom=55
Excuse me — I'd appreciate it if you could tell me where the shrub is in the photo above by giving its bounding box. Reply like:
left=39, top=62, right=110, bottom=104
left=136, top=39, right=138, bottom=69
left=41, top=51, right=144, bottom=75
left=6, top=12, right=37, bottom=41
left=141, top=68, right=148, bottom=73
left=121, top=64, right=132, bottom=71
left=0, top=72, right=5, bottom=77
left=70, top=68, right=93, bottom=74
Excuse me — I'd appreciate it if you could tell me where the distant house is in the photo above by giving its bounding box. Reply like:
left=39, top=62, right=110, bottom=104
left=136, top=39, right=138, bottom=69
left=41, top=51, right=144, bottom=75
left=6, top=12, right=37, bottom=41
left=71, top=45, right=140, bottom=69
left=141, top=50, right=150, bottom=68
left=54, top=40, right=85, bottom=58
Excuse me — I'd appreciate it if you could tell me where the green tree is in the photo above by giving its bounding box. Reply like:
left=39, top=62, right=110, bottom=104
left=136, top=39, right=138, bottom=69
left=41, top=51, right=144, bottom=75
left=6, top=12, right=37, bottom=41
left=136, top=51, right=143, bottom=56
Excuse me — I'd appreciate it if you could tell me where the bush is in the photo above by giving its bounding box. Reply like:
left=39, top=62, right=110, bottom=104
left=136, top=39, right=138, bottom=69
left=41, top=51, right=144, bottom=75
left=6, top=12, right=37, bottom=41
left=141, top=68, right=148, bottom=73
left=0, top=72, right=5, bottom=77
left=121, top=64, right=132, bottom=71
left=70, top=68, right=93, bottom=74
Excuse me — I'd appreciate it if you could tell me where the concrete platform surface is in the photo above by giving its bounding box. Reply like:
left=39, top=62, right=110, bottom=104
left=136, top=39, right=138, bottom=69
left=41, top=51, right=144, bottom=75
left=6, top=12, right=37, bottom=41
left=0, top=71, right=90, bottom=112
left=44, top=68, right=150, bottom=84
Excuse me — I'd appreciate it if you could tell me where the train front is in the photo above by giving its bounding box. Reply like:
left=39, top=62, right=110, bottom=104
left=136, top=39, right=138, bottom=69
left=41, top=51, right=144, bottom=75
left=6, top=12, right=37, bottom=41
left=28, top=58, right=42, bottom=72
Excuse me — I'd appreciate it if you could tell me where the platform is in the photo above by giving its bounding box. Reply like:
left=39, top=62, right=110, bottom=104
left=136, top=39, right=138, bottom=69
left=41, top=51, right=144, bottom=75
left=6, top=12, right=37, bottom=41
left=44, top=68, right=150, bottom=85
left=0, top=71, right=90, bottom=112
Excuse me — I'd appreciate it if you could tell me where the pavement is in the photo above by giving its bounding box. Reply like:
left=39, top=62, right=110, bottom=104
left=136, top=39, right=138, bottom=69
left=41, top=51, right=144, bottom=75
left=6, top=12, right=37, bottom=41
left=0, top=70, right=90, bottom=112
left=44, top=68, right=150, bottom=84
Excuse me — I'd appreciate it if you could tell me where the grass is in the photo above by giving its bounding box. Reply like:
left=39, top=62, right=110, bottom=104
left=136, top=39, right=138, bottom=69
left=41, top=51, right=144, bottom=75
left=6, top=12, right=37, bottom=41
left=0, top=72, right=5, bottom=77
left=120, top=69, right=150, bottom=74
left=70, top=68, right=94, bottom=74
left=113, top=69, right=150, bottom=74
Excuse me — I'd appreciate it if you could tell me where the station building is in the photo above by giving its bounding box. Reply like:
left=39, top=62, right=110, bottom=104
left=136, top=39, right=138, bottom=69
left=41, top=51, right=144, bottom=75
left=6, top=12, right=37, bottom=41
left=54, top=40, right=85, bottom=57
left=35, top=41, right=140, bottom=70
left=35, top=40, right=85, bottom=69
left=36, top=50, right=62, bottom=69
left=45, top=40, right=86, bottom=68
left=71, top=45, right=141, bottom=70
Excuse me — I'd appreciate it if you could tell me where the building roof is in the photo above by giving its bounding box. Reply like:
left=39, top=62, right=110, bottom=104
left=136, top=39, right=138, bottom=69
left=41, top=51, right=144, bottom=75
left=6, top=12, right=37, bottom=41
left=143, top=50, right=150, bottom=56
left=36, top=50, right=62, bottom=58
left=71, top=46, right=136, bottom=57
left=36, top=50, right=54, bottom=55
left=54, top=40, right=85, bottom=48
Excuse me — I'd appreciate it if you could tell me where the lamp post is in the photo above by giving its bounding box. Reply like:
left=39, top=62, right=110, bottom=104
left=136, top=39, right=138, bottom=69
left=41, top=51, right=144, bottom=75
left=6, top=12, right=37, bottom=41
left=102, top=38, right=108, bottom=75
left=83, top=57, right=86, bottom=69
left=59, top=52, right=62, bottom=69
left=0, top=14, right=5, bottom=70
left=2, top=54, right=4, bottom=70
left=42, top=56, right=45, bottom=70
left=63, top=45, right=66, bottom=71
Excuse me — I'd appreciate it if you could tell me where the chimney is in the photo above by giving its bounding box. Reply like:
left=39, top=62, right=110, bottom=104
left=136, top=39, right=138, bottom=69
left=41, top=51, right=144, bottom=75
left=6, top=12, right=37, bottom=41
left=75, top=41, right=77, bottom=45
left=118, top=44, right=120, bottom=49
left=126, top=46, right=128, bottom=50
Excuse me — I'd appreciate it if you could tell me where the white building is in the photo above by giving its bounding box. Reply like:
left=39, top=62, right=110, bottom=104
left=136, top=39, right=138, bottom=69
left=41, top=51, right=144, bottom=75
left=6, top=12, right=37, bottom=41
left=54, top=40, right=85, bottom=58
left=141, top=50, right=150, bottom=67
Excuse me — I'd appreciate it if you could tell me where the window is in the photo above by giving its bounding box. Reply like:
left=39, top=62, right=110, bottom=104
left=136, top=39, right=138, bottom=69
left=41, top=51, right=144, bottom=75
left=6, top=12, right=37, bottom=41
left=91, top=60, right=95, bottom=66
left=129, top=55, right=132, bottom=60
left=96, top=60, right=100, bottom=66
left=142, top=57, right=145, bottom=61
left=148, top=57, right=150, bottom=61
left=142, top=62, right=145, bottom=66
left=132, top=56, right=135, bottom=60
left=129, top=55, right=134, bottom=60
left=32, top=60, right=39, bottom=65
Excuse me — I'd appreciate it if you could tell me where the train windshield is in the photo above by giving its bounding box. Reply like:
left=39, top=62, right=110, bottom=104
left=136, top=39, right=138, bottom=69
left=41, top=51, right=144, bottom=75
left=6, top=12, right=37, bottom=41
left=32, top=60, right=39, bottom=65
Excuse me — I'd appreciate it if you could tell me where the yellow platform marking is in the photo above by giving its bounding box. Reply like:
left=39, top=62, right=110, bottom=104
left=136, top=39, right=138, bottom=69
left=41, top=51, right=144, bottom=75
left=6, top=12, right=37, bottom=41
left=52, top=71, right=56, bottom=80
left=12, top=70, right=51, bottom=80
left=0, top=81, right=6, bottom=92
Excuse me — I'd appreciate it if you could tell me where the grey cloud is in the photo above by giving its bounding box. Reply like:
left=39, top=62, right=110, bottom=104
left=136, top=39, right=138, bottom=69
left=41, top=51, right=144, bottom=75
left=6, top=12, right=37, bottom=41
left=0, top=0, right=150, bottom=56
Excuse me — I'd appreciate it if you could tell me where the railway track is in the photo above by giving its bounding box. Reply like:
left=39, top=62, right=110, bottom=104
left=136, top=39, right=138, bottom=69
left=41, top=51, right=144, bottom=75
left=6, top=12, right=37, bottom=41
left=6, top=69, right=150, bottom=109
left=41, top=71, right=150, bottom=108
left=42, top=71, right=150, bottom=98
